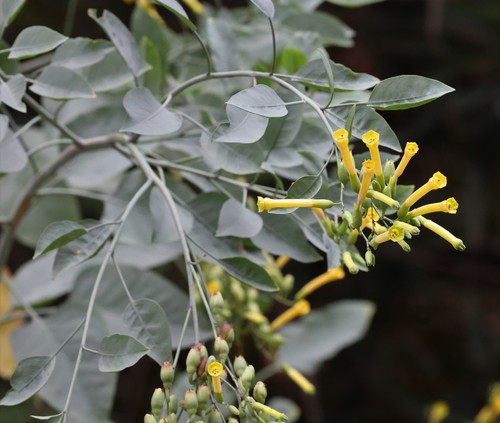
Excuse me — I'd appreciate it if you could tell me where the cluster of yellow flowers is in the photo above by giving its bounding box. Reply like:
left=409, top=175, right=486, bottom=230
left=257, top=128, right=465, bottom=275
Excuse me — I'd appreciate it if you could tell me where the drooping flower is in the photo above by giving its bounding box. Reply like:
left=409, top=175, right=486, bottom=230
left=342, top=251, right=359, bottom=274
left=257, top=197, right=334, bottom=212
left=271, top=300, right=310, bottom=330
left=408, top=197, right=458, bottom=217
left=294, top=267, right=345, bottom=300
left=418, top=217, right=465, bottom=251
left=281, top=364, right=316, bottom=395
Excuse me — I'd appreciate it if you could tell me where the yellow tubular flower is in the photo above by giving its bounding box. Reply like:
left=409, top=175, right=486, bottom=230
left=342, top=251, right=358, bottom=274
left=394, top=221, right=420, bottom=236
left=408, top=197, right=459, bottom=217
left=394, top=142, right=419, bottom=178
left=367, top=190, right=400, bottom=208
left=333, top=128, right=357, bottom=176
left=137, top=0, right=164, bottom=23
left=402, top=172, right=447, bottom=209
left=369, top=224, right=405, bottom=248
left=418, top=217, right=465, bottom=251
left=181, top=0, right=204, bottom=15
left=207, top=361, right=224, bottom=402
left=357, top=160, right=375, bottom=207
left=250, top=401, right=288, bottom=421
left=294, top=267, right=345, bottom=300
left=281, top=364, right=316, bottom=395
left=257, top=197, right=334, bottom=212
left=362, top=130, right=383, bottom=179
left=206, top=280, right=220, bottom=296
left=312, top=207, right=326, bottom=222
left=271, top=300, right=310, bottom=331
left=361, top=207, right=380, bottom=229
left=275, top=255, right=291, bottom=270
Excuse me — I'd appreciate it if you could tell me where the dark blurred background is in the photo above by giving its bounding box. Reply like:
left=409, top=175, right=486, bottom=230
left=1, top=1, right=499, bottom=422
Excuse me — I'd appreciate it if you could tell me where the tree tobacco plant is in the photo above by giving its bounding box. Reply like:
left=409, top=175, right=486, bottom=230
left=0, top=0, right=464, bottom=421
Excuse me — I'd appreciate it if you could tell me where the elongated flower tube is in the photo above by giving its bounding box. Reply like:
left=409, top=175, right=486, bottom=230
left=275, top=255, right=291, bottom=269
left=362, top=130, right=384, bottom=183
left=369, top=224, right=405, bottom=249
left=312, top=207, right=327, bottom=222
left=394, top=221, right=420, bottom=236
left=281, top=364, right=316, bottom=395
left=333, top=128, right=361, bottom=191
left=342, top=251, right=359, bottom=274
left=271, top=300, right=310, bottom=331
left=367, top=190, right=400, bottom=208
left=394, top=142, right=419, bottom=178
left=361, top=207, right=380, bottom=229
left=294, top=267, right=345, bottom=300
left=357, top=160, right=375, bottom=207
left=399, top=172, right=447, bottom=219
left=250, top=400, right=288, bottom=421
left=207, top=361, right=224, bottom=402
left=257, top=197, right=334, bottom=212
left=418, top=217, right=465, bottom=251
left=408, top=197, right=458, bottom=218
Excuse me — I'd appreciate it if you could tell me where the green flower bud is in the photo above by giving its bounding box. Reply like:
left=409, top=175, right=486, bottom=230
left=239, top=365, right=255, bottom=393
left=166, top=414, right=177, bottom=423
left=342, top=210, right=353, bottom=227
left=337, top=159, right=350, bottom=185
left=168, top=394, right=178, bottom=414
left=214, top=336, right=229, bottom=363
left=365, top=250, right=376, bottom=267
left=227, top=405, right=240, bottom=416
left=230, top=280, right=246, bottom=303
left=352, top=206, right=362, bottom=229
left=347, top=229, right=359, bottom=245
left=144, top=414, right=157, bottom=423
left=253, top=381, right=267, bottom=403
left=228, top=418, right=239, bottom=423
left=209, top=291, right=225, bottom=311
left=233, top=356, right=247, bottom=378
left=196, top=384, right=211, bottom=412
left=182, top=389, right=198, bottom=417
left=208, top=409, right=224, bottom=423
left=160, top=361, right=174, bottom=391
left=186, top=344, right=203, bottom=376
left=337, top=219, right=348, bottom=237
left=278, top=274, right=294, bottom=295
left=384, top=160, right=395, bottom=182
left=247, top=287, right=259, bottom=302
left=197, top=356, right=209, bottom=378
left=151, top=388, right=164, bottom=418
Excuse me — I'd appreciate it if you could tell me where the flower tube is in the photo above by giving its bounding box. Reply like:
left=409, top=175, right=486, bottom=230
left=394, top=142, right=419, bottom=178
left=257, top=197, right=334, bottom=212
left=207, top=361, right=224, bottom=402
left=271, top=300, right=310, bottom=331
left=418, top=217, right=465, bottom=251
left=357, top=160, right=375, bottom=207
left=333, top=128, right=361, bottom=191
left=367, top=190, right=400, bottom=208
left=408, top=197, right=458, bottom=218
left=369, top=224, right=405, bottom=249
left=362, top=130, right=384, bottom=183
left=294, top=267, right=345, bottom=300
left=281, top=364, right=316, bottom=395
left=398, top=171, right=447, bottom=218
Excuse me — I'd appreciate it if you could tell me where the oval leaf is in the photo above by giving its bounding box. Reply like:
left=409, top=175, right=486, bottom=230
left=218, top=257, right=277, bottom=292
left=29, top=65, right=94, bottom=100
left=278, top=300, right=375, bottom=372
left=215, top=104, right=269, bottom=144
left=155, top=0, right=196, bottom=31
left=250, top=0, right=275, bottom=18
left=98, top=334, right=150, bottom=372
left=34, top=221, right=88, bottom=259
left=51, top=38, right=114, bottom=70
left=122, top=87, right=183, bottom=135
left=8, top=26, right=67, bottom=59
left=216, top=198, right=263, bottom=238
left=89, top=9, right=148, bottom=78
left=367, top=75, right=455, bottom=110
left=0, top=74, right=26, bottom=112
left=0, top=127, right=27, bottom=173
left=227, top=84, right=288, bottom=118
left=122, top=299, right=172, bottom=365
left=0, top=356, right=56, bottom=406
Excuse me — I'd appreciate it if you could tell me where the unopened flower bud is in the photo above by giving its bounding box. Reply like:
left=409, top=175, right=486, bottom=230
left=144, top=414, right=157, bottom=423
left=160, top=361, right=174, bottom=391
left=210, top=291, right=225, bottom=310
left=233, top=355, right=247, bottom=377
left=208, top=409, right=224, bottom=423
left=384, top=160, right=395, bottom=182
left=227, top=404, right=240, bottom=416
left=365, top=250, right=376, bottom=266
left=342, top=251, right=359, bottom=274
left=214, top=336, right=229, bottom=363
left=196, top=384, right=211, bottom=412
left=352, top=205, right=362, bottom=229
left=168, top=394, right=178, bottom=414
left=337, top=159, right=350, bottom=185
left=151, top=388, right=164, bottom=418
left=228, top=418, right=239, bottom=423
left=230, top=280, right=246, bottom=303
left=186, top=344, right=204, bottom=375
left=253, top=381, right=267, bottom=403
left=239, top=365, right=255, bottom=393
left=182, top=389, right=198, bottom=417
left=165, top=413, right=177, bottom=423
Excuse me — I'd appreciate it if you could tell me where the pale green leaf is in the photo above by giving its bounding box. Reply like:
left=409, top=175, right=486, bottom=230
left=51, top=38, right=114, bottom=69
left=34, top=221, right=88, bottom=259
left=215, top=104, right=269, bottom=144
left=122, top=87, right=183, bottom=135
left=218, top=257, right=277, bottom=292
left=0, top=0, right=26, bottom=36
left=154, top=0, right=196, bottom=31
left=367, top=75, right=455, bottom=110
left=250, top=0, right=275, bottom=18
left=226, top=84, right=288, bottom=118
left=0, top=127, right=27, bottom=173
left=122, top=299, right=172, bottom=365
left=8, top=26, right=67, bottom=59
left=0, top=74, right=26, bottom=112
left=278, top=300, right=376, bottom=372
left=216, top=198, right=263, bottom=238
left=98, top=334, right=150, bottom=372
left=29, top=65, right=94, bottom=100
left=0, top=356, right=56, bottom=406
